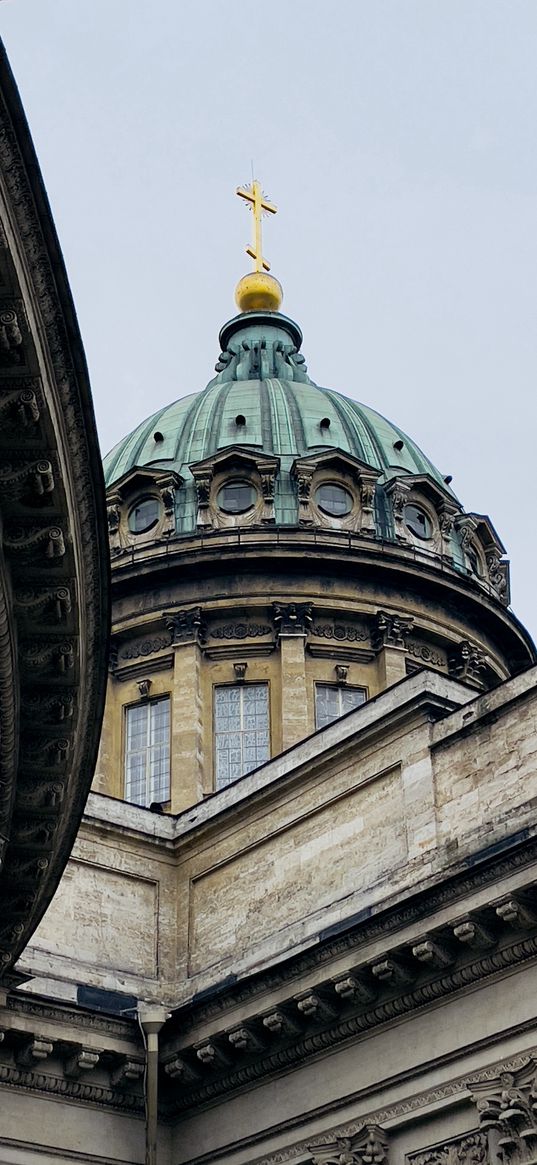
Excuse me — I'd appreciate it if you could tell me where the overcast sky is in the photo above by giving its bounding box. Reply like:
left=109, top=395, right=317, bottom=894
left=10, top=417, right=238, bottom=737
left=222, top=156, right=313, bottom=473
left=3, top=0, right=537, bottom=638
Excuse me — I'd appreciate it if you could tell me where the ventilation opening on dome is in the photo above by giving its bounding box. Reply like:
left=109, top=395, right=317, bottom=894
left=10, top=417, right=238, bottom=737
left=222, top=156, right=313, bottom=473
left=153, top=431, right=164, bottom=443
left=320, top=417, right=331, bottom=430
left=235, top=414, right=246, bottom=427
left=393, top=439, right=404, bottom=451
left=444, top=474, right=453, bottom=485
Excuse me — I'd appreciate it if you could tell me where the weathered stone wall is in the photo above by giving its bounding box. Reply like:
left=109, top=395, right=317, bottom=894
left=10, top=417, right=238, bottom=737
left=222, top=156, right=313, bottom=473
left=20, top=667, right=537, bottom=1006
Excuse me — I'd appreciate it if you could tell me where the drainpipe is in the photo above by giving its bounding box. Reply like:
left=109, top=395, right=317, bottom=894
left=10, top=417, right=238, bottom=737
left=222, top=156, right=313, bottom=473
left=138, top=1005, right=169, bottom=1165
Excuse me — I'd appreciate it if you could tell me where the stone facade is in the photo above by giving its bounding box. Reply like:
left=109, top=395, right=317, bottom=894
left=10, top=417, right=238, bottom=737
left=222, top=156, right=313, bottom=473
left=0, top=665, right=536, bottom=1164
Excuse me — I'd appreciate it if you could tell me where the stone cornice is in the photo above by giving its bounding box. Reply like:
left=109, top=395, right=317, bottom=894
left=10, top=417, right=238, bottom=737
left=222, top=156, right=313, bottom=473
left=159, top=834, right=537, bottom=1113
left=106, top=526, right=534, bottom=675
left=0, top=40, right=109, bottom=972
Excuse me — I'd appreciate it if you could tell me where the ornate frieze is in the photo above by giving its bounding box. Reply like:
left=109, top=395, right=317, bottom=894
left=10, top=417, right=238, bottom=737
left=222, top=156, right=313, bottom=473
left=407, top=1132, right=487, bottom=1165
left=311, top=621, right=369, bottom=643
left=210, top=621, right=271, bottom=640
left=406, top=639, right=446, bottom=669
left=117, top=632, right=173, bottom=662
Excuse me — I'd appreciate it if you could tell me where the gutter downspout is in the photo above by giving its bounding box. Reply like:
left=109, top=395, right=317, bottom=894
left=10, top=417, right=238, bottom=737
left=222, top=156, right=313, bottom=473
left=138, top=1005, right=169, bottom=1165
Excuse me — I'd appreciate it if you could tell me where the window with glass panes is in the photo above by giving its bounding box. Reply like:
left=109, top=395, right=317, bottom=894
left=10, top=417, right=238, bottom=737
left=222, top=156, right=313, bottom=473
left=124, top=697, right=170, bottom=806
left=315, top=683, right=366, bottom=730
left=214, top=683, right=270, bottom=789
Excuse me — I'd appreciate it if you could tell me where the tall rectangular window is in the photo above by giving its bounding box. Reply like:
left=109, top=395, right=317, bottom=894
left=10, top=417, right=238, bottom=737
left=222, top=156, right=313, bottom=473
left=124, top=697, right=170, bottom=806
left=214, top=683, right=270, bottom=789
left=315, top=683, right=366, bottom=730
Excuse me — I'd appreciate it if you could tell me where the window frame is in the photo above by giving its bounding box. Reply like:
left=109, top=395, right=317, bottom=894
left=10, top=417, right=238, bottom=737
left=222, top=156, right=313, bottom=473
left=314, top=682, right=367, bottom=730
left=213, top=681, right=271, bottom=790
left=127, top=494, right=162, bottom=535
left=216, top=478, right=258, bottom=515
left=124, top=695, right=171, bottom=807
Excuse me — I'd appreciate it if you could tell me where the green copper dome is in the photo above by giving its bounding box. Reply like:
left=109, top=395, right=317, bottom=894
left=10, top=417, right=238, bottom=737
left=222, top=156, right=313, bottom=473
left=104, top=310, right=453, bottom=540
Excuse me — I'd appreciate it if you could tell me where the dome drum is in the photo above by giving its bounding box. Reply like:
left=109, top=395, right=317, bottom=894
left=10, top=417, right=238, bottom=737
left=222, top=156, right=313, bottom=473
left=101, top=301, right=534, bottom=815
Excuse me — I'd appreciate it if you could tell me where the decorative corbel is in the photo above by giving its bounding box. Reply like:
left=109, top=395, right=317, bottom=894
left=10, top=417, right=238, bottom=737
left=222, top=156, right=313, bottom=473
left=358, top=468, right=379, bottom=536
left=292, top=460, right=315, bottom=525
left=157, top=473, right=178, bottom=536
left=193, top=472, right=213, bottom=528
left=106, top=490, right=122, bottom=553
left=486, top=550, right=510, bottom=606
left=260, top=467, right=277, bottom=525
left=64, top=1045, right=100, bottom=1079
left=384, top=478, right=412, bottom=540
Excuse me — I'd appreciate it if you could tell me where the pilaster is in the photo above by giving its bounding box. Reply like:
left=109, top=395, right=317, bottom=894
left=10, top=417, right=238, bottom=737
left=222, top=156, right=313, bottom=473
left=165, top=609, right=206, bottom=812
left=273, top=603, right=312, bottom=751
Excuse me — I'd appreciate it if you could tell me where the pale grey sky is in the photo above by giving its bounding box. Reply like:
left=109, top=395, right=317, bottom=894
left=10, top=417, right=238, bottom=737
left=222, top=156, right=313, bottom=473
left=3, top=0, right=537, bottom=637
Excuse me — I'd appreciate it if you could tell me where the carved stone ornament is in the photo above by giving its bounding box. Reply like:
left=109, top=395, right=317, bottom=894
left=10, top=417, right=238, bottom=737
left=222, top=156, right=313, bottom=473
left=272, top=602, right=313, bottom=637
left=384, top=477, right=412, bottom=539
left=486, top=552, right=510, bottom=605
left=105, top=467, right=182, bottom=551
left=372, top=610, right=414, bottom=651
left=164, top=607, right=206, bottom=646
left=190, top=447, right=279, bottom=530
left=310, top=1126, right=388, bottom=1165
left=448, top=640, right=487, bottom=686
left=470, top=1061, right=537, bottom=1165
left=407, top=1131, right=487, bottom=1165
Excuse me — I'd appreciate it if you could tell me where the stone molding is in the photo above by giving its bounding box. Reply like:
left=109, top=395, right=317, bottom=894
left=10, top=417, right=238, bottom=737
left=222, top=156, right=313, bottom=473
left=162, top=884, right=537, bottom=1114
left=193, top=1053, right=534, bottom=1165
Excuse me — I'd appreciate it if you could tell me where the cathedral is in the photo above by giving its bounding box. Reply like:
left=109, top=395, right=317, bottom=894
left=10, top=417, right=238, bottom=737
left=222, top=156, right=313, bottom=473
left=2, top=38, right=537, bottom=1165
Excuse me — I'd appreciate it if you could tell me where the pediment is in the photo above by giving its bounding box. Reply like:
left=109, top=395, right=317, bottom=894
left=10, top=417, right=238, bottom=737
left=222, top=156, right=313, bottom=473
left=107, top=465, right=183, bottom=502
left=467, top=512, right=506, bottom=556
left=384, top=472, right=460, bottom=513
left=291, top=448, right=381, bottom=481
left=190, top=446, right=279, bottom=478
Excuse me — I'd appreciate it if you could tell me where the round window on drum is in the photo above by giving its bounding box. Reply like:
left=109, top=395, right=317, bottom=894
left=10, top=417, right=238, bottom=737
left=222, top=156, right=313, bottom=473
left=217, top=480, right=257, bottom=514
left=315, top=482, right=353, bottom=517
left=404, top=503, right=433, bottom=540
left=128, top=497, right=161, bottom=534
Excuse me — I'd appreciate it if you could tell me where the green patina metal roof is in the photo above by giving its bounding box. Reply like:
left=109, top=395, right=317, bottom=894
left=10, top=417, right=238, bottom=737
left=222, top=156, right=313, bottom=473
left=104, top=310, right=453, bottom=540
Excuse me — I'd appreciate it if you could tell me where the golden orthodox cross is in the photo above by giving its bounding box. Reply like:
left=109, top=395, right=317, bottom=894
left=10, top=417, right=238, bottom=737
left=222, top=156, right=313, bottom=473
left=236, top=180, right=277, bottom=273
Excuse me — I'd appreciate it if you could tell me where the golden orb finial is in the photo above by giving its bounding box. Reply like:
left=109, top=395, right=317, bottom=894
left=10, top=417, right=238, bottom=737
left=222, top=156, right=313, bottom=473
left=235, top=180, right=282, bottom=313
left=235, top=271, right=283, bottom=313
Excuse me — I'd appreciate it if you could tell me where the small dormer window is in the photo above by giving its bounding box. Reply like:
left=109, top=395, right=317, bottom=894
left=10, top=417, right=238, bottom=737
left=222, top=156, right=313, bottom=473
left=315, top=482, right=353, bottom=517
left=128, top=496, right=161, bottom=534
left=404, top=503, right=432, bottom=540
left=217, top=480, right=257, bottom=514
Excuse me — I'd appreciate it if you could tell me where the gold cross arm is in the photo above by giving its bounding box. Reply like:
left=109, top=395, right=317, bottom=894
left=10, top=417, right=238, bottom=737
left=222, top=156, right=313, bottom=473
left=236, top=180, right=278, bottom=273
